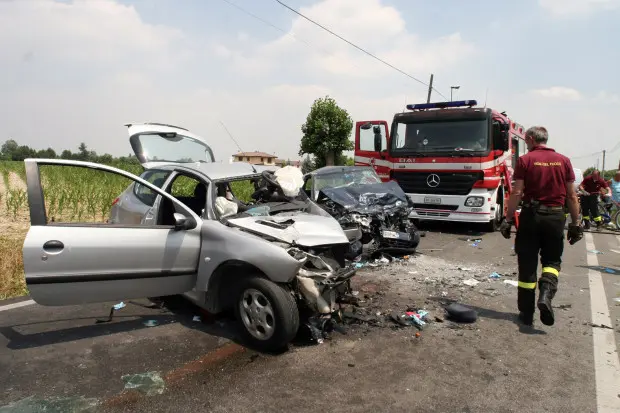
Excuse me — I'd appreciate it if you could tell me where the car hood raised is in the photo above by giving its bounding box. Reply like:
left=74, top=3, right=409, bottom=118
left=227, top=212, right=349, bottom=247
left=318, top=181, right=411, bottom=215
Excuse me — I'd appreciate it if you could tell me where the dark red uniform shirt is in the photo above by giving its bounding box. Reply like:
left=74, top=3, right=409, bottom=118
left=513, top=146, right=575, bottom=207
left=580, top=175, right=609, bottom=194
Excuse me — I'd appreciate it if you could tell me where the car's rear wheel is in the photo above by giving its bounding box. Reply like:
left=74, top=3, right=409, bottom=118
left=234, top=276, right=299, bottom=351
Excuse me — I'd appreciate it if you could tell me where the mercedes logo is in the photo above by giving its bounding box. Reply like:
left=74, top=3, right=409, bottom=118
left=426, top=174, right=440, bottom=187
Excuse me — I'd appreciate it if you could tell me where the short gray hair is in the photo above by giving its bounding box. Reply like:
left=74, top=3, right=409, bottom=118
left=525, top=126, right=548, bottom=143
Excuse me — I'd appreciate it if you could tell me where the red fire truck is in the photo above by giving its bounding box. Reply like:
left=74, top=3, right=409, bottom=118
left=354, top=100, right=527, bottom=231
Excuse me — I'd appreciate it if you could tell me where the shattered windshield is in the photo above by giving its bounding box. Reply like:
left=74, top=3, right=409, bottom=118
left=314, top=169, right=381, bottom=192
left=391, top=119, right=489, bottom=155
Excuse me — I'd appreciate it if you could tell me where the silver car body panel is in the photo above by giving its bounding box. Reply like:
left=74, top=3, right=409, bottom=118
left=22, top=158, right=202, bottom=306
left=227, top=213, right=349, bottom=247
left=196, top=220, right=304, bottom=289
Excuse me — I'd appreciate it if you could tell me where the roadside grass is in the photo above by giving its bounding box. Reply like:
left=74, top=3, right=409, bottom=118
left=0, top=235, right=28, bottom=300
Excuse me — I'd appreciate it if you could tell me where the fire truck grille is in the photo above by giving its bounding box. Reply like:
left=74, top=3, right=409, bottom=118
left=391, top=171, right=483, bottom=196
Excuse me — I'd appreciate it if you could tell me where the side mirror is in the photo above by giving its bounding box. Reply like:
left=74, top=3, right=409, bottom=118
left=374, top=134, right=382, bottom=152
left=173, top=212, right=197, bottom=231
left=492, top=122, right=509, bottom=152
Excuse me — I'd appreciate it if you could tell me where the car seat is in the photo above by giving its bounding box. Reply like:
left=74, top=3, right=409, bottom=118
left=192, top=183, right=207, bottom=216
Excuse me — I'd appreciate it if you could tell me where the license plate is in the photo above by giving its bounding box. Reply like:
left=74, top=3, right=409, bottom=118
left=382, top=230, right=411, bottom=240
left=424, top=197, right=441, bottom=205
left=382, top=230, right=399, bottom=239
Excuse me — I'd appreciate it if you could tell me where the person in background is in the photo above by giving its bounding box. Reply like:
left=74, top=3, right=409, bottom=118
left=609, top=171, right=620, bottom=203
left=578, top=169, right=610, bottom=229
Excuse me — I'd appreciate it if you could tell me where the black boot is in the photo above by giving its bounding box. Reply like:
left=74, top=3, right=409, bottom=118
left=537, top=283, right=555, bottom=326
left=518, top=312, right=534, bottom=326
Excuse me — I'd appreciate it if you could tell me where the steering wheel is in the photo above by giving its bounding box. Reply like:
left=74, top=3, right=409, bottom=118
left=261, top=170, right=280, bottom=189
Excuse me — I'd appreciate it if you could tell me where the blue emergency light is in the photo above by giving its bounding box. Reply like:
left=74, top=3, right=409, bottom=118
left=406, top=100, right=478, bottom=110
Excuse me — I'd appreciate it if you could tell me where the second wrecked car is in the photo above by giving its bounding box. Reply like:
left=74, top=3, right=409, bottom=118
left=303, top=166, right=421, bottom=256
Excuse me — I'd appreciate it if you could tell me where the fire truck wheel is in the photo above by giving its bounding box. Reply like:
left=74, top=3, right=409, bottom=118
left=483, top=189, right=504, bottom=232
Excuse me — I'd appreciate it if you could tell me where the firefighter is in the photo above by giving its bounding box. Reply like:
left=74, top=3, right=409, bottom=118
left=579, top=169, right=611, bottom=229
left=499, top=126, right=583, bottom=327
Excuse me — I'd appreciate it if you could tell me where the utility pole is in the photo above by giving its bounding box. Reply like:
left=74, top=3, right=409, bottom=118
left=426, top=74, right=434, bottom=103
left=602, top=150, right=606, bottom=177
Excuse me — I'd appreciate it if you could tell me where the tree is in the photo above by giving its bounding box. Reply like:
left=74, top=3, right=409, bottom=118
left=300, top=155, right=314, bottom=174
left=77, top=142, right=90, bottom=161
left=1, top=139, right=18, bottom=160
left=299, top=96, right=354, bottom=168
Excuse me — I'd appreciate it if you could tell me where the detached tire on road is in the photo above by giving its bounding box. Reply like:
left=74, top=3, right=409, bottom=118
left=234, top=276, right=300, bottom=351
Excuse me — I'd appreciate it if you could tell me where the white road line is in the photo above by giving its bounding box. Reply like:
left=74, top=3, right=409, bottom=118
left=0, top=299, right=35, bottom=312
left=585, top=232, right=620, bottom=412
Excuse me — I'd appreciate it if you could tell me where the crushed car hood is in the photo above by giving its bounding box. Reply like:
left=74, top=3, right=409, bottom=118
left=227, top=213, right=349, bottom=247
left=318, top=181, right=410, bottom=214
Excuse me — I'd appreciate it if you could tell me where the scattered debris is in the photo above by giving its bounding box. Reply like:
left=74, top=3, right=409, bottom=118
left=0, top=396, right=99, bottom=413
left=588, top=250, right=603, bottom=255
left=554, top=304, right=572, bottom=310
left=143, top=320, right=159, bottom=327
left=610, top=249, right=620, bottom=254
left=504, top=280, right=519, bottom=287
left=585, top=322, right=614, bottom=330
left=489, top=272, right=502, bottom=279
left=192, top=316, right=201, bottom=322
left=441, top=291, right=448, bottom=297
left=463, top=278, right=480, bottom=287
left=96, top=301, right=127, bottom=323
left=458, top=267, right=474, bottom=272
left=121, top=371, right=166, bottom=396
left=389, top=309, right=431, bottom=329
left=445, top=303, right=478, bottom=323
left=613, top=298, right=620, bottom=303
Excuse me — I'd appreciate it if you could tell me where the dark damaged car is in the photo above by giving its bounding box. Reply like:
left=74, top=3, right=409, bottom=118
left=302, top=166, right=421, bottom=257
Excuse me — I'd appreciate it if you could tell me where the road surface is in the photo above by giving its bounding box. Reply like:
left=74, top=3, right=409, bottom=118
left=1, top=226, right=619, bottom=412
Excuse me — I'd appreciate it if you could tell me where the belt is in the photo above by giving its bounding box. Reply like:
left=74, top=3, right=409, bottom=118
left=522, top=201, right=564, bottom=212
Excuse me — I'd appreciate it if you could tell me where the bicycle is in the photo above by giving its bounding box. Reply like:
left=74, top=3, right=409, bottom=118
left=599, top=195, right=620, bottom=230
left=578, top=189, right=620, bottom=231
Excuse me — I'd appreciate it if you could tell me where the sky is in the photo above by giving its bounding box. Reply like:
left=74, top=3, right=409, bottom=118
left=1, top=0, right=619, bottom=170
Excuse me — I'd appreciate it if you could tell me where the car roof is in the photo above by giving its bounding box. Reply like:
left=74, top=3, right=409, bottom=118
left=308, top=165, right=374, bottom=177
left=155, top=161, right=263, bottom=181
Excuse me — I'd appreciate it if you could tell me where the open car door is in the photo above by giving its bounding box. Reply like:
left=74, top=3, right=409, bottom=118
left=22, top=159, right=203, bottom=306
left=354, top=120, right=391, bottom=182
left=126, top=122, right=216, bottom=169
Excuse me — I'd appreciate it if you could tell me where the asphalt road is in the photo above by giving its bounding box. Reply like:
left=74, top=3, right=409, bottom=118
left=1, top=225, right=619, bottom=413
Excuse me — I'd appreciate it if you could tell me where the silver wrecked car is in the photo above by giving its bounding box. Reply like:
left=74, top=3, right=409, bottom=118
left=21, top=123, right=356, bottom=351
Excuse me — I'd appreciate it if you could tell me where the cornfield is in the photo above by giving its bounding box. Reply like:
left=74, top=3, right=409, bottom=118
left=0, top=161, right=255, bottom=222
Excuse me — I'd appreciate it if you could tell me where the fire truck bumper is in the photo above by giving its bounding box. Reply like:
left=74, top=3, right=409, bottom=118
left=407, top=192, right=495, bottom=223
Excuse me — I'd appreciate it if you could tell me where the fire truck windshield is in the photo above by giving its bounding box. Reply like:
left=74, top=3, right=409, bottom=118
left=391, top=119, right=489, bottom=156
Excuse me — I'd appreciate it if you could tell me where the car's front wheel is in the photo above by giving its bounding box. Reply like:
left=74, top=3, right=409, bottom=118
left=234, top=276, right=300, bottom=351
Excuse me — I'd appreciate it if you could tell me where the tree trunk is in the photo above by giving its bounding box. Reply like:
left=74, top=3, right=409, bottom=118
left=325, top=151, right=335, bottom=166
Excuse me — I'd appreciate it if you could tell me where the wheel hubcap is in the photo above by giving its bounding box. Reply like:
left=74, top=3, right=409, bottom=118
left=239, top=288, right=275, bottom=341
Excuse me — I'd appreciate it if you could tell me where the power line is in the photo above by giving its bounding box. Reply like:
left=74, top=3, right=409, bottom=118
left=273, top=0, right=449, bottom=100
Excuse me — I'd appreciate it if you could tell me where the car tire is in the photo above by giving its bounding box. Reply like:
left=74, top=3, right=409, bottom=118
left=234, top=276, right=300, bottom=351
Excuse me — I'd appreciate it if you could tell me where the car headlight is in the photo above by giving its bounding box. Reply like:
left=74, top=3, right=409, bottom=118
left=465, top=196, right=485, bottom=207
left=350, top=213, right=372, bottom=227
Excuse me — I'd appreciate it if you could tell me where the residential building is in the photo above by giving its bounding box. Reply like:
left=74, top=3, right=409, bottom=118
left=232, top=151, right=277, bottom=166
